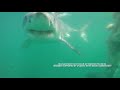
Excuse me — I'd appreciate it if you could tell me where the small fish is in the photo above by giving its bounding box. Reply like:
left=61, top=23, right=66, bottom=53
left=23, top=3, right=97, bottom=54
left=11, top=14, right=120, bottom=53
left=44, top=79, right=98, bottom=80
left=106, top=23, right=115, bottom=30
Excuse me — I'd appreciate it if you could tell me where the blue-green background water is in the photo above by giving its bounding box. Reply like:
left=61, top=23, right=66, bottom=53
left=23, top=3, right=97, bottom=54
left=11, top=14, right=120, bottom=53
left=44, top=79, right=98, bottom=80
left=0, top=12, right=114, bottom=78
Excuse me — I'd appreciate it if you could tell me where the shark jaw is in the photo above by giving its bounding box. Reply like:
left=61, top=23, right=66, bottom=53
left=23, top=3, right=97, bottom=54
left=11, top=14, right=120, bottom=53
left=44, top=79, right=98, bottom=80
left=27, top=29, right=57, bottom=39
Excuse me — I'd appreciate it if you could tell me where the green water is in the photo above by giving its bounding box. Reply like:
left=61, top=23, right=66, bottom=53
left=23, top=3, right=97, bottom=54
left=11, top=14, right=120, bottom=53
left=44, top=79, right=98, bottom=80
left=0, top=12, right=117, bottom=78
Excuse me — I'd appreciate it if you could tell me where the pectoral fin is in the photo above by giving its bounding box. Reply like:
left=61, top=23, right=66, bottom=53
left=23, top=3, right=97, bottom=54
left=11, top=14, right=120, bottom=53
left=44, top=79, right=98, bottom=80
left=60, top=38, right=80, bottom=55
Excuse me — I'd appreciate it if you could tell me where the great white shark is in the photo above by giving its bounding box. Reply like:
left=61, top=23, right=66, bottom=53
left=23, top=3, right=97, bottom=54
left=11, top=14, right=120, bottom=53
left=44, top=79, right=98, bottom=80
left=22, top=12, right=89, bottom=55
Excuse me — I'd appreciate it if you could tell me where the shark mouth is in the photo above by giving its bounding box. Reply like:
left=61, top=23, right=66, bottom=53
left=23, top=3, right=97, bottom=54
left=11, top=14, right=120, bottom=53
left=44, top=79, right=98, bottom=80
left=28, top=29, right=55, bottom=36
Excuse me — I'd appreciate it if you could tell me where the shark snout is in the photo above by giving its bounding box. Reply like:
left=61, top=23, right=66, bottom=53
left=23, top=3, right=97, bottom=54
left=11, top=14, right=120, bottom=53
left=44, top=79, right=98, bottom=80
left=24, top=12, right=55, bottom=31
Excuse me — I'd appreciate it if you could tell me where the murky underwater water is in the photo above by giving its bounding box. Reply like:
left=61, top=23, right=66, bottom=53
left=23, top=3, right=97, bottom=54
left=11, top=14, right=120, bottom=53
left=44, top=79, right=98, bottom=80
left=0, top=12, right=119, bottom=78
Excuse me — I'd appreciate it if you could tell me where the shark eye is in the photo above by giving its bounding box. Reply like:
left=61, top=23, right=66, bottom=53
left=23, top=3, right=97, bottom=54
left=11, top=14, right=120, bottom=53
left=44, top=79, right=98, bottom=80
left=23, top=16, right=31, bottom=27
left=24, top=14, right=33, bottom=24
left=28, top=17, right=32, bottom=23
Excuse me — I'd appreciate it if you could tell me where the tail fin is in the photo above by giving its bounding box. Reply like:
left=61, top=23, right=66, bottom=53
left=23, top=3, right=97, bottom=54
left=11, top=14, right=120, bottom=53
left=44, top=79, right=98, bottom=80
left=79, top=22, right=91, bottom=42
left=71, top=22, right=91, bottom=42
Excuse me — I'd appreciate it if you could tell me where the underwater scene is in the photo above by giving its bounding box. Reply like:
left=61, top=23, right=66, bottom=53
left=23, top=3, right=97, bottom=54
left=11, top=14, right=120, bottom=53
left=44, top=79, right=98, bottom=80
left=0, top=12, right=120, bottom=78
